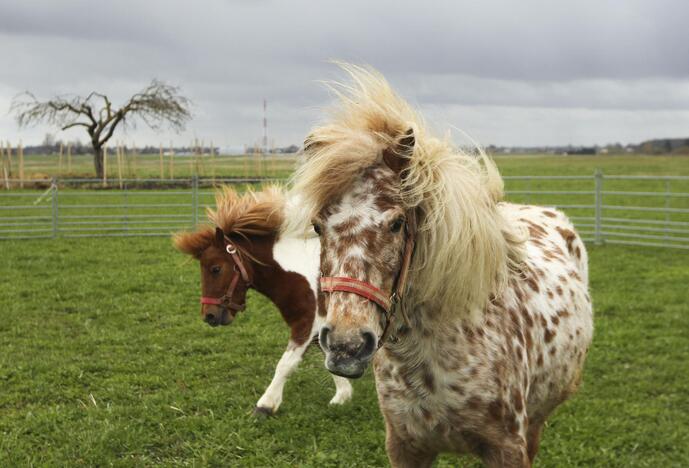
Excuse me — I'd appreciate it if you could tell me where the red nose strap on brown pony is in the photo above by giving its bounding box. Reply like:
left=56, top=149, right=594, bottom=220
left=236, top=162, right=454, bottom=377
left=319, top=210, right=417, bottom=348
left=200, top=238, right=251, bottom=312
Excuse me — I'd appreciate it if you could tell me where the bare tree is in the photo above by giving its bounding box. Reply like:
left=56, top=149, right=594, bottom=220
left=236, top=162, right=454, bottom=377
left=11, top=80, right=192, bottom=178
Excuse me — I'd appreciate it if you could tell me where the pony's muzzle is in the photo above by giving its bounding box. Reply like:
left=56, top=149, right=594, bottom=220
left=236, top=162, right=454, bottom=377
left=319, top=325, right=377, bottom=378
left=202, top=305, right=234, bottom=327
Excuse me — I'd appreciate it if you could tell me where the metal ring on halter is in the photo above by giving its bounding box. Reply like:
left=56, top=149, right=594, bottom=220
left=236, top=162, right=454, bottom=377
left=226, top=245, right=237, bottom=255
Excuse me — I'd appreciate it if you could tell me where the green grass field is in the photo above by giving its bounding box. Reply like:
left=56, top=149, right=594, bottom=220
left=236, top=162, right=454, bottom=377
left=1, top=154, right=688, bottom=466
left=8, top=152, right=689, bottom=181
left=10, top=153, right=298, bottom=181
left=1, top=239, right=687, bottom=467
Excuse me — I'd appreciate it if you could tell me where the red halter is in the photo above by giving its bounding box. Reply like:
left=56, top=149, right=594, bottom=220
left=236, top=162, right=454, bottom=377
left=319, top=210, right=417, bottom=347
left=200, top=239, right=251, bottom=313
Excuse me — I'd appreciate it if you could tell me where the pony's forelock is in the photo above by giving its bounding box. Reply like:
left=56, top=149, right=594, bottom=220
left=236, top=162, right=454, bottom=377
left=173, top=226, right=214, bottom=258
left=173, top=185, right=287, bottom=259
left=208, top=185, right=286, bottom=238
left=292, top=63, right=526, bottom=317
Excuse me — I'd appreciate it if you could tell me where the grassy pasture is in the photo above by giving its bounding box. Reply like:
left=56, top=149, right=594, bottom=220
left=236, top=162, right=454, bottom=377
left=1, top=154, right=688, bottom=466
left=1, top=239, right=687, bottom=467
left=9, top=153, right=298, bottom=181
left=7, top=152, right=689, bottom=181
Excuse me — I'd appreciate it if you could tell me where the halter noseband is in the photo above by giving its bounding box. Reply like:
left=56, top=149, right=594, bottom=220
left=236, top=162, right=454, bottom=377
left=200, top=237, right=252, bottom=313
left=319, top=210, right=416, bottom=348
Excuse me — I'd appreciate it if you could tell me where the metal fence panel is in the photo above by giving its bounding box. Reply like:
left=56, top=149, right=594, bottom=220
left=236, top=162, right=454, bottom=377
left=1, top=173, right=688, bottom=249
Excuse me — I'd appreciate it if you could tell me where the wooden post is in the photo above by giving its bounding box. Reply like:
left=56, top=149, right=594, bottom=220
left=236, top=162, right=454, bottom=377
left=244, top=145, right=249, bottom=179
left=58, top=143, right=64, bottom=175
left=210, top=140, right=216, bottom=184
left=2, top=148, right=9, bottom=190
left=190, top=140, right=195, bottom=176
left=131, top=143, right=138, bottom=178
left=169, top=141, right=174, bottom=179
left=67, top=144, right=72, bottom=175
left=122, top=143, right=129, bottom=178
left=159, top=143, right=164, bottom=180
left=117, top=145, right=123, bottom=189
left=199, top=139, right=205, bottom=177
left=103, top=145, right=108, bottom=187
left=18, top=140, right=24, bottom=188
left=6, top=142, right=12, bottom=178
left=1, top=142, right=8, bottom=189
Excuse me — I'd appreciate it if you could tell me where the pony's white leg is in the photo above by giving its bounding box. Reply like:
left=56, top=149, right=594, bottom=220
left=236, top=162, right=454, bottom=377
left=329, top=375, right=353, bottom=405
left=255, top=340, right=308, bottom=415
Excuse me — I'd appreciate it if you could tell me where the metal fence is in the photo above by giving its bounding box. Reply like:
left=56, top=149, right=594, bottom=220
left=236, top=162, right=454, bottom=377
left=1, top=173, right=689, bottom=249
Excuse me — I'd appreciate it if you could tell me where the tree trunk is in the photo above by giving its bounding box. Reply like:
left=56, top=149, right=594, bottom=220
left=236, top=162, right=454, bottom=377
left=93, top=144, right=104, bottom=179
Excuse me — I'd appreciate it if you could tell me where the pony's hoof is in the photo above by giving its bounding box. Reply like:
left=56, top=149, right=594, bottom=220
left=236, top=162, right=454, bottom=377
left=252, top=406, right=274, bottom=418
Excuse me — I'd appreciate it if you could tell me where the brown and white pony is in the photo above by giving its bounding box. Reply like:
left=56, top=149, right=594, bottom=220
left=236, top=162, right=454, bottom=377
left=174, top=186, right=352, bottom=415
left=292, top=65, right=593, bottom=467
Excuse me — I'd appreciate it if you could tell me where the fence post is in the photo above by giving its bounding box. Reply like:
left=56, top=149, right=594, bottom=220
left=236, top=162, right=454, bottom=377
left=192, top=175, right=199, bottom=227
left=51, top=177, right=58, bottom=239
left=664, top=179, right=670, bottom=241
left=124, top=182, right=129, bottom=233
left=594, top=169, right=603, bottom=245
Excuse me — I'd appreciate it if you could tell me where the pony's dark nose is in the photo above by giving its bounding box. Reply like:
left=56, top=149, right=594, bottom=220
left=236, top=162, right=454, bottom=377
left=328, top=330, right=376, bottom=359
left=205, top=313, right=219, bottom=326
left=320, top=326, right=377, bottom=378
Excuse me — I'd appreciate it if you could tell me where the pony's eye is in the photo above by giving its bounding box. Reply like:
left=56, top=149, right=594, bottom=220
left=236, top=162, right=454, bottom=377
left=390, top=217, right=405, bottom=233
left=313, top=222, right=323, bottom=236
left=210, top=265, right=222, bottom=274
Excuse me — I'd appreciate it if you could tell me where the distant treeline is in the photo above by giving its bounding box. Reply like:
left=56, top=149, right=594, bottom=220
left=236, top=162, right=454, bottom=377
left=18, top=142, right=301, bottom=156
left=488, top=137, right=689, bottom=155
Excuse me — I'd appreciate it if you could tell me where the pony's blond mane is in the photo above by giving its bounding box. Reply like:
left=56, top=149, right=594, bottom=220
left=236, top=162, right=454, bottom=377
left=174, top=185, right=286, bottom=257
left=292, top=63, right=525, bottom=317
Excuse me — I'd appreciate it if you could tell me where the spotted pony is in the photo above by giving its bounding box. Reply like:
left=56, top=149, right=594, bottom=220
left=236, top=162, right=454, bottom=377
left=292, top=64, right=593, bottom=467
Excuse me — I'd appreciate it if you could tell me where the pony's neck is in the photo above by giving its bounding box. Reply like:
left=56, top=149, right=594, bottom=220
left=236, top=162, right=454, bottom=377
left=246, top=233, right=319, bottom=319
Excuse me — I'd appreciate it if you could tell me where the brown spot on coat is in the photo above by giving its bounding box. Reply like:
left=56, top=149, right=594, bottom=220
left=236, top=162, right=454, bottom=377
left=556, top=226, right=577, bottom=254
left=544, top=328, right=556, bottom=343
left=512, top=388, right=524, bottom=412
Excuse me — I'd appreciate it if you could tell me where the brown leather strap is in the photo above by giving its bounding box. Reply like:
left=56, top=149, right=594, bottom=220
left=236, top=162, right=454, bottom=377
left=379, top=209, right=416, bottom=344
left=319, top=209, right=417, bottom=347
left=199, top=237, right=251, bottom=311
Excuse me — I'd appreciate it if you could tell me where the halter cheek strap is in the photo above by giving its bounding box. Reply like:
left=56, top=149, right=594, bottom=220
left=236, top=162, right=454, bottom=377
left=200, top=239, right=251, bottom=312
left=319, top=209, right=417, bottom=348
left=320, top=277, right=391, bottom=311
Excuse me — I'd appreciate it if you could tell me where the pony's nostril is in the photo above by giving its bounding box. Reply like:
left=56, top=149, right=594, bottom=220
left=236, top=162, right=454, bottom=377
left=205, top=313, right=216, bottom=322
left=319, top=326, right=332, bottom=351
left=358, top=330, right=377, bottom=359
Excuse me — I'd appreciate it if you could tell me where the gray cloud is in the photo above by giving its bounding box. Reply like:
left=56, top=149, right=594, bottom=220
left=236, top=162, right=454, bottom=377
left=1, top=0, right=688, bottom=147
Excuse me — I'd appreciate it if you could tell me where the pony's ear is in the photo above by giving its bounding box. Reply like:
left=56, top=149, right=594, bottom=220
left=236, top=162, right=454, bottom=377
left=382, top=127, right=415, bottom=175
left=214, top=227, right=225, bottom=247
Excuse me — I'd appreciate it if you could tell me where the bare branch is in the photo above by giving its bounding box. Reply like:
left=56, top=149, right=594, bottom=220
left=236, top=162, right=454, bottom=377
left=119, top=79, right=192, bottom=132
left=62, top=122, right=92, bottom=131
left=10, top=80, right=193, bottom=178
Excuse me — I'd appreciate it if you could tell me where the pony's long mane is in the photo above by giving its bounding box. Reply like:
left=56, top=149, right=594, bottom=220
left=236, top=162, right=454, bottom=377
left=292, top=63, right=525, bottom=317
left=174, top=185, right=286, bottom=257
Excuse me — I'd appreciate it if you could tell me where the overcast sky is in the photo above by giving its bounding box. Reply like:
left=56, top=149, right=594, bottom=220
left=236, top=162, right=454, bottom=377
left=1, top=0, right=688, bottom=149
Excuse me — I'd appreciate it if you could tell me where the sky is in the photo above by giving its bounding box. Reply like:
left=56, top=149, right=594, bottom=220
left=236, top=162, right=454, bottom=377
left=1, top=0, right=688, bottom=150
